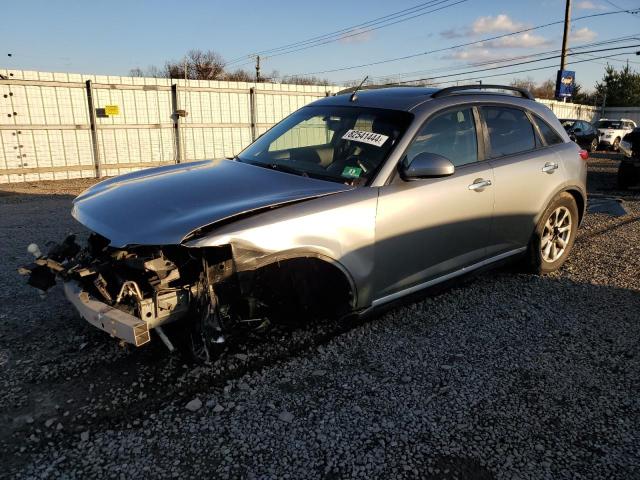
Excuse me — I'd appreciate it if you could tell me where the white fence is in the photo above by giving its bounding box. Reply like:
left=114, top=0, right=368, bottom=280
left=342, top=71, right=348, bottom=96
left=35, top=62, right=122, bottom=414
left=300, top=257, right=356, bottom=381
left=2, top=69, right=640, bottom=184
left=536, top=99, right=601, bottom=122
left=0, top=69, right=339, bottom=183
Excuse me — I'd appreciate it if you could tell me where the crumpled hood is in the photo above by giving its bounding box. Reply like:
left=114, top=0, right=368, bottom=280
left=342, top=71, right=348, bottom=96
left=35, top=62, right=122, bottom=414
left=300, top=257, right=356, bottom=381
left=72, top=159, right=351, bottom=247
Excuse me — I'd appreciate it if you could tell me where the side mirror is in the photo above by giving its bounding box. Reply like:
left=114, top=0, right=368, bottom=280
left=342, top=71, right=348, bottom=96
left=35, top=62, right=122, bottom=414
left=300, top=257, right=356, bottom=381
left=399, top=152, right=455, bottom=180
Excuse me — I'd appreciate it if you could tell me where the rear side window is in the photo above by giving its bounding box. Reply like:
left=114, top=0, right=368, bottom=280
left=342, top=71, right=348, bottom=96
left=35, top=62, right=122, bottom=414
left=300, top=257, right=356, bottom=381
left=533, top=116, right=564, bottom=146
left=481, top=107, right=536, bottom=158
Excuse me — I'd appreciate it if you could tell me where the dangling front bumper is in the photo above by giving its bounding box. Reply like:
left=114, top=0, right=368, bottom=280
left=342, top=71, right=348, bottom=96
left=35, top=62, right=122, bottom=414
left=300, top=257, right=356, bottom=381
left=63, top=281, right=151, bottom=346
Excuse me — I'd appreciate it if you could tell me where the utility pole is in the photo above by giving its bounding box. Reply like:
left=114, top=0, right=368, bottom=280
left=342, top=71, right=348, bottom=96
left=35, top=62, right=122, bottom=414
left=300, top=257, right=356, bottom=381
left=255, top=55, right=261, bottom=83
left=560, top=0, right=572, bottom=72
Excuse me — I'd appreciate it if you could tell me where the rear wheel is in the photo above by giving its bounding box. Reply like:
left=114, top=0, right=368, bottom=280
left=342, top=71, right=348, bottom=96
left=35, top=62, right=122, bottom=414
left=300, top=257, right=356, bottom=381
left=613, top=137, right=621, bottom=152
left=525, top=193, right=579, bottom=274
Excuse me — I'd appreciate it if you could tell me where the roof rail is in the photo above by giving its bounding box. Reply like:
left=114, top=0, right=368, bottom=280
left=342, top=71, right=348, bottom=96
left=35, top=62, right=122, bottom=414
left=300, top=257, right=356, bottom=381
left=432, top=84, right=535, bottom=100
left=335, top=83, right=427, bottom=95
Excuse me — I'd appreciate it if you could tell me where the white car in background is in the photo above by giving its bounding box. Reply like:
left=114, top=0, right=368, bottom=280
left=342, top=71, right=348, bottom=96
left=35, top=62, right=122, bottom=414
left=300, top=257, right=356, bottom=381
left=595, top=118, right=637, bottom=151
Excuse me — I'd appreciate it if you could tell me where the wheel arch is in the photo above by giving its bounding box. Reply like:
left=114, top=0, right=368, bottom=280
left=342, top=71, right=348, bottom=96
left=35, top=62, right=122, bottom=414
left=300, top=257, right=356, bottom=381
left=232, top=247, right=359, bottom=314
left=564, top=187, right=586, bottom=225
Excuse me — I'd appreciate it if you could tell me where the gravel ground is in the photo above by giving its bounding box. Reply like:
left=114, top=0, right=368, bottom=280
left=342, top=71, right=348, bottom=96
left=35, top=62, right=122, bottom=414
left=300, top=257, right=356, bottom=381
left=1, top=155, right=639, bottom=479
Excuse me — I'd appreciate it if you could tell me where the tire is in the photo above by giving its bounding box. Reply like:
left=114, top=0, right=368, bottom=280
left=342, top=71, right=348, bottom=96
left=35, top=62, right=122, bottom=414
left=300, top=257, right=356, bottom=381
left=590, top=138, right=598, bottom=153
left=618, top=162, right=640, bottom=189
left=525, top=192, right=579, bottom=274
left=613, top=137, right=621, bottom=152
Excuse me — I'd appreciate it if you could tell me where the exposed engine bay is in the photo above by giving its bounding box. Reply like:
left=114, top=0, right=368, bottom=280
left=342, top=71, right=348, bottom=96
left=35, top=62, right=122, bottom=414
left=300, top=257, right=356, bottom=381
left=19, top=233, right=352, bottom=361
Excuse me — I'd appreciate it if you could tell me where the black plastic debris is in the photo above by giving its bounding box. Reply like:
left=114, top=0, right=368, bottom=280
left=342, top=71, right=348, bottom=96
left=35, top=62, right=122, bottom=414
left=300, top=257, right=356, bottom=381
left=587, top=195, right=628, bottom=217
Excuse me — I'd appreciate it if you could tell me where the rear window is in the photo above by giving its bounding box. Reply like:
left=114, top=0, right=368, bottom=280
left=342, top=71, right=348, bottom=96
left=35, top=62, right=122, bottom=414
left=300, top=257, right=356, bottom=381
left=482, top=106, right=536, bottom=157
left=596, top=120, right=622, bottom=129
left=533, top=116, right=564, bottom=146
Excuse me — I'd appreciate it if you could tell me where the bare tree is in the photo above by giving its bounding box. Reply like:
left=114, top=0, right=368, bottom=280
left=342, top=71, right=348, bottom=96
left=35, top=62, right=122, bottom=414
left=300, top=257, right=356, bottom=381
left=224, top=69, right=254, bottom=82
left=129, top=50, right=332, bottom=85
left=129, top=65, right=164, bottom=78
left=279, top=75, right=332, bottom=86
left=533, top=79, right=556, bottom=100
left=510, top=77, right=537, bottom=93
left=163, top=49, right=226, bottom=80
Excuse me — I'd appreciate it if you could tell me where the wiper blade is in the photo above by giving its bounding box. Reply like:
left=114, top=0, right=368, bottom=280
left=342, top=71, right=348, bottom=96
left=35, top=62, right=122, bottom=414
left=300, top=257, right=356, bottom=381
left=267, top=163, right=308, bottom=177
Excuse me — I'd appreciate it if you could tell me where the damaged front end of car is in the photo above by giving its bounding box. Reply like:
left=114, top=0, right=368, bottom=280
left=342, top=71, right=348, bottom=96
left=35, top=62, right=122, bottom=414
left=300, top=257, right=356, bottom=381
left=19, top=230, right=354, bottom=361
left=19, top=231, right=264, bottom=358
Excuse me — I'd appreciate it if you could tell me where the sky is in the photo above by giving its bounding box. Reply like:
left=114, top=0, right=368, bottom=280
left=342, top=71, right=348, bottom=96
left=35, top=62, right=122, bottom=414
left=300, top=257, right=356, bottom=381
left=3, top=0, right=640, bottom=90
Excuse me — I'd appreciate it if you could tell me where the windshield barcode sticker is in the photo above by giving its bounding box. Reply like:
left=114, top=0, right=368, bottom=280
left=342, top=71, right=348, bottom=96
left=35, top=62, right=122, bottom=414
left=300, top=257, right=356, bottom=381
left=342, top=129, right=389, bottom=147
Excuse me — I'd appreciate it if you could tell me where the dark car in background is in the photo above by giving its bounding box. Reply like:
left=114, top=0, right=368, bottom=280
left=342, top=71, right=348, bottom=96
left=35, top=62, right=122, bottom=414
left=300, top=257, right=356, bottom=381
left=560, top=119, right=600, bottom=153
left=618, top=127, right=640, bottom=188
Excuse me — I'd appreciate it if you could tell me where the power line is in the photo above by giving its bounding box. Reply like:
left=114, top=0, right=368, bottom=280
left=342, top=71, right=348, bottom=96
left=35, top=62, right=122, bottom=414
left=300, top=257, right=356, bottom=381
left=285, top=8, right=639, bottom=78
left=224, top=0, right=468, bottom=67
left=377, top=44, right=639, bottom=85
left=349, top=34, right=639, bottom=84
left=572, top=52, right=640, bottom=66
left=397, top=51, right=639, bottom=86
left=226, top=0, right=454, bottom=64
left=604, top=0, right=640, bottom=19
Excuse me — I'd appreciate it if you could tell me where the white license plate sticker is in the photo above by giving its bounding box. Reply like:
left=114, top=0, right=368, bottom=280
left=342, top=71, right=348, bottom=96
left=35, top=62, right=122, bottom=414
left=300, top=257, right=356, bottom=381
left=341, top=129, right=389, bottom=147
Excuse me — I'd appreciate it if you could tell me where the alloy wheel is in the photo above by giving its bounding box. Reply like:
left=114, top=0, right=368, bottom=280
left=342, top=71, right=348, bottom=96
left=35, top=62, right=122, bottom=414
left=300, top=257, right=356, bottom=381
left=541, top=206, right=572, bottom=263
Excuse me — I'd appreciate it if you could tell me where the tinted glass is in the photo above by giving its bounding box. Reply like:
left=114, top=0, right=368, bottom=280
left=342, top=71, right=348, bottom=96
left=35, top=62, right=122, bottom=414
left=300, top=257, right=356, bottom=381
left=238, top=106, right=412, bottom=185
left=405, top=107, right=478, bottom=167
left=596, top=120, right=622, bottom=129
left=482, top=107, right=536, bottom=157
left=533, top=116, right=563, bottom=146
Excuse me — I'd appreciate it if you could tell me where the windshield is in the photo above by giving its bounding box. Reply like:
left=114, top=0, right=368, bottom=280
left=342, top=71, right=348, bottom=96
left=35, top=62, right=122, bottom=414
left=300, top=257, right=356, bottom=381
left=596, top=120, right=621, bottom=129
left=237, top=105, right=413, bottom=185
left=560, top=119, right=576, bottom=129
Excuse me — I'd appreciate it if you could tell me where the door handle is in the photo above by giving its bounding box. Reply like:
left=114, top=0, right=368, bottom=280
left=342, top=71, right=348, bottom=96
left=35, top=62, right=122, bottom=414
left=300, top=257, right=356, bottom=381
left=468, top=178, right=492, bottom=191
left=542, top=162, right=558, bottom=173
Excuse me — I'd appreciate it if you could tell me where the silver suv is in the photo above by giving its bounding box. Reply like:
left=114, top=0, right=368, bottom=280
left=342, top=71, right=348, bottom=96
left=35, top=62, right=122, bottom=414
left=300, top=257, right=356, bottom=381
left=22, top=85, right=588, bottom=357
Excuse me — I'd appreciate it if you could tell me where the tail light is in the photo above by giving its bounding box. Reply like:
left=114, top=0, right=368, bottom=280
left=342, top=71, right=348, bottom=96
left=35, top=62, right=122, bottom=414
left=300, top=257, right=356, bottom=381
left=579, top=149, right=589, bottom=160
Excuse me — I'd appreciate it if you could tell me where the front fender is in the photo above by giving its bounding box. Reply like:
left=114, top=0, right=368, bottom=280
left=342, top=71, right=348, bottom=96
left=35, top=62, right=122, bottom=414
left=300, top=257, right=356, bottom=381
left=184, top=188, right=379, bottom=309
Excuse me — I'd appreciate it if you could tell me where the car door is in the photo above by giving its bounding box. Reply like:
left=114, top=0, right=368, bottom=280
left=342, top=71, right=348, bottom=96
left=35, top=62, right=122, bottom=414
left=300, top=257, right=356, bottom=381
left=483, top=106, right=564, bottom=255
left=372, top=106, right=494, bottom=303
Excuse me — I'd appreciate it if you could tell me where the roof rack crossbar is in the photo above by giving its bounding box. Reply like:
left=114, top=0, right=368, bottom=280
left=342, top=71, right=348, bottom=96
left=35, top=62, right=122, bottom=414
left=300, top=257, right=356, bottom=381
left=432, top=84, right=534, bottom=100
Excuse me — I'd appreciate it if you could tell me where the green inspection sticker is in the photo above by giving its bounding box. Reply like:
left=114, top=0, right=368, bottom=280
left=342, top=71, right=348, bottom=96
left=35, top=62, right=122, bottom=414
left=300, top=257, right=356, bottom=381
left=341, top=166, right=363, bottom=178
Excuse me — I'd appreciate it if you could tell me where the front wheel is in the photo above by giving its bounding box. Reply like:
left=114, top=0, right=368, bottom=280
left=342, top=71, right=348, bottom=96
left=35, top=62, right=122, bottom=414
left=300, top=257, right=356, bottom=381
left=525, top=193, right=579, bottom=274
left=590, top=138, right=598, bottom=153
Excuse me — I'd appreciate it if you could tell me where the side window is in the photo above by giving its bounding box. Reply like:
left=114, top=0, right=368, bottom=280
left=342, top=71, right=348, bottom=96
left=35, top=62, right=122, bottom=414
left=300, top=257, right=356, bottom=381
left=533, top=116, right=564, bottom=146
left=481, top=106, right=536, bottom=157
left=404, top=107, right=478, bottom=167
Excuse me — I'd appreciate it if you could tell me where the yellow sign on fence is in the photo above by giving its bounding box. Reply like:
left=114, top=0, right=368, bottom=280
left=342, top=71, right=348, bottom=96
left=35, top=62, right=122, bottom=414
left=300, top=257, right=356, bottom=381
left=104, top=105, right=120, bottom=116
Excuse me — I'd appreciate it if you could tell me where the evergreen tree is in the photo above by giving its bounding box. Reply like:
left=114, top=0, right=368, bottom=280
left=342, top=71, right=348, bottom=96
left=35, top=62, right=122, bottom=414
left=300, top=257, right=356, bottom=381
left=595, top=64, right=640, bottom=107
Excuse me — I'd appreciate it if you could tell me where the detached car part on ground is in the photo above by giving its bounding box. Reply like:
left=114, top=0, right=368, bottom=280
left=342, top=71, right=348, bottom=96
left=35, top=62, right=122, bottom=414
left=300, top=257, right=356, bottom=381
left=20, top=85, right=588, bottom=360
